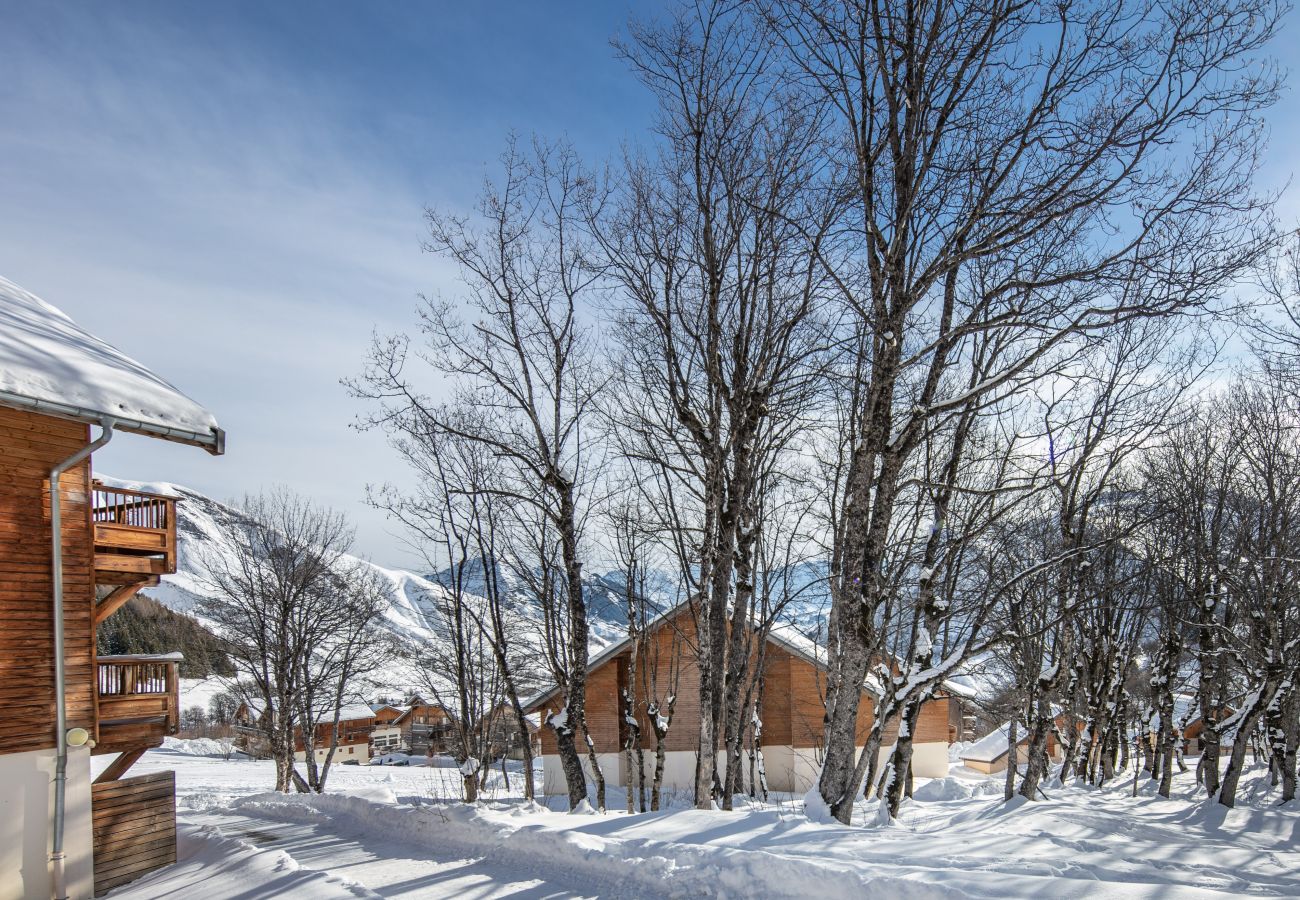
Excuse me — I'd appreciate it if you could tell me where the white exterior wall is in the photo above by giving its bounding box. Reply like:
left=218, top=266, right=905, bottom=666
left=910, top=741, right=948, bottom=778
left=540, top=741, right=951, bottom=799
left=371, top=725, right=403, bottom=753
left=294, top=743, right=371, bottom=764
left=0, top=745, right=95, bottom=900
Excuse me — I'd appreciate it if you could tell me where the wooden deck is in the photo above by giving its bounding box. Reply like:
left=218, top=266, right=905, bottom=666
left=94, top=654, right=180, bottom=757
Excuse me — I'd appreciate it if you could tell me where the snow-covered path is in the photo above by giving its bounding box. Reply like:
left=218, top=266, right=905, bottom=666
left=102, top=743, right=1300, bottom=899
left=182, top=808, right=591, bottom=898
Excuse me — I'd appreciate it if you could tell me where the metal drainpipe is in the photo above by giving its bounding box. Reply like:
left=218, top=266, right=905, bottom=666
left=50, top=416, right=114, bottom=900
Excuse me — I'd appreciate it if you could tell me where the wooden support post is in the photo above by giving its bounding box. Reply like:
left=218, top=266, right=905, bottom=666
left=93, top=580, right=155, bottom=628
left=93, top=747, right=147, bottom=784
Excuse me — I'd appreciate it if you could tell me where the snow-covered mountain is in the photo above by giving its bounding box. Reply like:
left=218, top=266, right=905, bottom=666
left=96, top=475, right=646, bottom=666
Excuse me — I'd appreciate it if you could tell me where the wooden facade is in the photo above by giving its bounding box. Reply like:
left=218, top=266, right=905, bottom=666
left=0, top=407, right=98, bottom=755
left=295, top=712, right=376, bottom=761
left=0, top=406, right=188, bottom=895
left=396, top=700, right=454, bottom=756
left=531, top=605, right=963, bottom=773
left=90, top=771, right=177, bottom=895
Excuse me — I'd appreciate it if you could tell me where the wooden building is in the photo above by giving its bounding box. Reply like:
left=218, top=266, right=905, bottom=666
left=233, top=702, right=377, bottom=765
left=368, top=703, right=406, bottom=756
left=959, top=716, right=1078, bottom=774
left=394, top=698, right=454, bottom=756
left=298, top=706, right=376, bottom=764
left=0, top=276, right=224, bottom=898
left=524, top=604, right=970, bottom=797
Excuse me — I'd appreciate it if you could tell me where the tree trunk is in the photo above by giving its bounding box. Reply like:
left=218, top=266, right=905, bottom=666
left=583, top=726, right=606, bottom=812
left=884, top=700, right=922, bottom=817
left=1018, top=696, right=1053, bottom=800
left=1004, top=718, right=1018, bottom=801
left=1219, top=692, right=1274, bottom=808
left=552, top=718, right=588, bottom=809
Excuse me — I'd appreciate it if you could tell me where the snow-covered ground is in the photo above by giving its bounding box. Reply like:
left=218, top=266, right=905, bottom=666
left=100, top=743, right=1300, bottom=899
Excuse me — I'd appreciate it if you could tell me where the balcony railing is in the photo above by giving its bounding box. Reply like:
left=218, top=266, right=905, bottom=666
left=95, top=653, right=181, bottom=754
left=92, top=482, right=178, bottom=582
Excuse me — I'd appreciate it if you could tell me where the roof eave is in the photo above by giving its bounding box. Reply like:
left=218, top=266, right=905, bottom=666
left=0, top=389, right=225, bottom=455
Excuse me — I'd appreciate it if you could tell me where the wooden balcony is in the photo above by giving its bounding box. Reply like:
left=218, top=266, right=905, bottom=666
left=92, top=482, right=177, bottom=586
left=94, top=654, right=181, bottom=759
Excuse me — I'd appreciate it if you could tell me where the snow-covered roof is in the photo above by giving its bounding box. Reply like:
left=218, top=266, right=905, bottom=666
left=0, top=275, right=224, bottom=453
left=242, top=698, right=376, bottom=723
left=337, top=704, right=378, bottom=722
left=961, top=721, right=1016, bottom=763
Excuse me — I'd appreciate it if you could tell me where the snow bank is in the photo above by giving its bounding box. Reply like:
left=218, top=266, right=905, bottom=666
left=105, top=824, right=376, bottom=899
left=161, top=736, right=235, bottom=757
left=125, top=749, right=1300, bottom=899
left=227, top=792, right=969, bottom=900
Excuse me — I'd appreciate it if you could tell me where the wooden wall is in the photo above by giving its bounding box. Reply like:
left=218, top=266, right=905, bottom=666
left=91, top=770, right=177, bottom=895
left=0, top=407, right=95, bottom=754
left=535, top=607, right=925, bottom=757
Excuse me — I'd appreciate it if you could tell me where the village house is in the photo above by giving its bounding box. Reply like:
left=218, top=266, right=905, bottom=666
left=393, top=697, right=454, bottom=756
left=524, top=604, right=971, bottom=797
left=233, top=701, right=377, bottom=765
left=368, top=703, right=406, bottom=756
left=483, top=703, right=541, bottom=762
left=960, top=720, right=1065, bottom=774
left=958, top=711, right=1102, bottom=774
left=1182, top=708, right=1237, bottom=757
left=0, top=276, right=224, bottom=898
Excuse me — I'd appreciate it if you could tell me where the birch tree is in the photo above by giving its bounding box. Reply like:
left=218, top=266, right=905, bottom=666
left=760, top=0, right=1278, bottom=822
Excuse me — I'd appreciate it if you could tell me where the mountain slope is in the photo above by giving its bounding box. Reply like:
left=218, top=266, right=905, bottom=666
left=95, top=475, right=637, bottom=666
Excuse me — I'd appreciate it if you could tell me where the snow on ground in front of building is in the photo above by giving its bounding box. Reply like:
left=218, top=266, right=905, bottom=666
left=101, top=742, right=1300, bottom=899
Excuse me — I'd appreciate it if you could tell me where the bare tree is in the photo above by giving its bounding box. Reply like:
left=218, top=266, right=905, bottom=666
left=755, top=0, right=1278, bottom=822
left=199, top=489, right=386, bottom=793
left=603, top=0, right=836, bottom=808
left=368, top=413, right=545, bottom=801
left=293, top=564, right=390, bottom=792
left=352, top=139, right=606, bottom=810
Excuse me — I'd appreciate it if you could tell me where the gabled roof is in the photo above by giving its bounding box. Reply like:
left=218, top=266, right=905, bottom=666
left=522, top=602, right=892, bottom=712
left=393, top=698, right=446, bottom=724
left=0, top=275, right=224, bottom=453
left=960, top=721, right=1019, bottom=763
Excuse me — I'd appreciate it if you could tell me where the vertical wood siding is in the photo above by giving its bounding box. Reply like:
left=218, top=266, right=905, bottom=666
left=535, top=607, right=943, bottom=758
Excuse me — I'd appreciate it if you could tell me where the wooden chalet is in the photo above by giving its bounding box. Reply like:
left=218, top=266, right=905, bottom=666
left=0, top=276, right=224, bottom=898
left=959, top=715, right=1084, bottom=774
left=393, top=697, right=454, bottom=756
left=233, top=701, right=377, bottom=765
left=524, top=604, right=970, bottom=797
left=369, top=703, right=406, bottom=756
left=1182, top=708, right=1236, bottom=757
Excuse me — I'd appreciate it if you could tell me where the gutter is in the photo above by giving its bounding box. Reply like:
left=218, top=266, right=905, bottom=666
left=0, top=389, right=223, bottom=455
left=50, top=416, right=114, bottom=900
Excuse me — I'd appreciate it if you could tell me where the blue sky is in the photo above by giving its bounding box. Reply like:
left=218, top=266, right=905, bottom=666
left=0, top=2, right=648, bottom=567
left=0, top=2, right=1296, bottom=567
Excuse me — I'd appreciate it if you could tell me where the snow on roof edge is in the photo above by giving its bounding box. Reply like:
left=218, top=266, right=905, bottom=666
left=0, top=276, right=224, bottom=454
